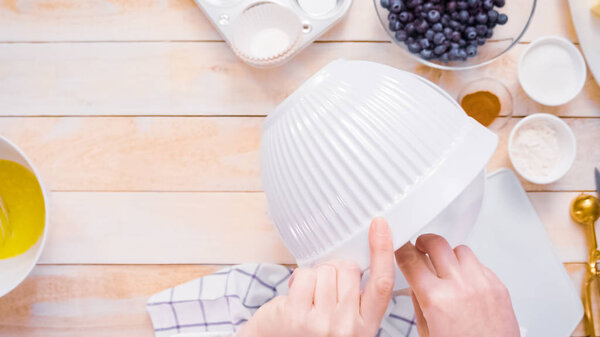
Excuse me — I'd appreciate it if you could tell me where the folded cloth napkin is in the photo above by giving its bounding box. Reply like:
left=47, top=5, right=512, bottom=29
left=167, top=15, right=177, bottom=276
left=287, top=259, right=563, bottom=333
left=147, top=264, right=419, bottom=337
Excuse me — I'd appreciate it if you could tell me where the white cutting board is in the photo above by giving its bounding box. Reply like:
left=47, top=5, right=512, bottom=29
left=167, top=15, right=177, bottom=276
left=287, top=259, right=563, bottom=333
left=569, top=0, right=600, bottom=87
left=466, top=169, right=583, bottom=337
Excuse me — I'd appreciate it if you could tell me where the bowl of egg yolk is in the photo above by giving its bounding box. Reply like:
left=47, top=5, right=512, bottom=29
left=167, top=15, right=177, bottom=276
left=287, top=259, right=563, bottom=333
left=0, top=135, right=48, bottom=297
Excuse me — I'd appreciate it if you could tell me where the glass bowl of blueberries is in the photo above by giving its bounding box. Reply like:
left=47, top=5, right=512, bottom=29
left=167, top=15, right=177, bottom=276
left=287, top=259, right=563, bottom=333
left=375, top=0, right=536, bottom=69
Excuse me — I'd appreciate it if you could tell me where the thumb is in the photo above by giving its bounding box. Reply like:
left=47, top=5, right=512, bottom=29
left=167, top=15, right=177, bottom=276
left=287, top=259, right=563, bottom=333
left=360, top=218, right=395, bottom=323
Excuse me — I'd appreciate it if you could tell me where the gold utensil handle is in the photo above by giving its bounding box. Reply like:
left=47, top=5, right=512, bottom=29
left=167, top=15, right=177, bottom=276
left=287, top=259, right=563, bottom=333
left=583, top=272, right=597, bottom=336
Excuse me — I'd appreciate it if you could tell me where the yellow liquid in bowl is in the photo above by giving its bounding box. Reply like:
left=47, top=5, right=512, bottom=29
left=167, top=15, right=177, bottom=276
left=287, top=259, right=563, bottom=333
left=0, top=159, right=45, bottom=259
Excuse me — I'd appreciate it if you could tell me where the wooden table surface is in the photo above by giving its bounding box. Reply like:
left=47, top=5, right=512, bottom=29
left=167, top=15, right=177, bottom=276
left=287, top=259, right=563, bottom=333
left=0, top=0, right=599, bottom=336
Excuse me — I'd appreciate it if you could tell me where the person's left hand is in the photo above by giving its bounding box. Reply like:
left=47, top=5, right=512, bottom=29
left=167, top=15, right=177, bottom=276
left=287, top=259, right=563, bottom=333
left=237, top=218, right=396, bottom=337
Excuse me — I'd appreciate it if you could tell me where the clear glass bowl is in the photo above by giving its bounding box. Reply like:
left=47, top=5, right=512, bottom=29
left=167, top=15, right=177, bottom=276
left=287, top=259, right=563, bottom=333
left=374, top=0, right=536, bottom=70
left=457, top=78, right=513, bottom=131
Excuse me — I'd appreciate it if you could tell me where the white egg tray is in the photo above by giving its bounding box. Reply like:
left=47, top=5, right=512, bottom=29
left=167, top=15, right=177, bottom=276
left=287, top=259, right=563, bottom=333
left=193, top=0, right=353, bottom=68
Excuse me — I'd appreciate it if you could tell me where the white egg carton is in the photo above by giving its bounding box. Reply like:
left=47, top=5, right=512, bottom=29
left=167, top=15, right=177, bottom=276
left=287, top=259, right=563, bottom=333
left=193, top=0, right=353, bottom=68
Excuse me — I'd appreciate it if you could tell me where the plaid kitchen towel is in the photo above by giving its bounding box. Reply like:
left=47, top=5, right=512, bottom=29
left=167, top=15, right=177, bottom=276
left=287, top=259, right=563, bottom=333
left=147, top=263, right=419, bottom=337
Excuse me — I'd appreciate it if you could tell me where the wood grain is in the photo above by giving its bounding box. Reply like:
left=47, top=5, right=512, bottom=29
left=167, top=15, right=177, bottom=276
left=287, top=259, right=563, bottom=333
left=0, top=265, right=220, bottom=337
left=0, top=263, right=595, bottom=337
left=40, top=191, right=293, bottom=264
left=33, top=190, right=593, bottom=265
left=0, top=117, right=597, bottom=192
left=0, top=0, right=576, bottom=43
left=0, top=42, right=598, bottom=117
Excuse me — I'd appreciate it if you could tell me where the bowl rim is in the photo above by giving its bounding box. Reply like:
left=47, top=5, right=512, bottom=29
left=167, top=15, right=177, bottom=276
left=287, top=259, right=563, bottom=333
left=517, top=35, right=587, bottom=106
left=508, top=113, right=577, bottom=185
left=373, top=0, right=538, bottom=70
left=0, top=134, right=50, bottom=298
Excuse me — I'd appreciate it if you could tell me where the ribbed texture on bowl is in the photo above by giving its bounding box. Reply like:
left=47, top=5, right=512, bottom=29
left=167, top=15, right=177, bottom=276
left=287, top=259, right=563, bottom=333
left=231, top=3, right=302, bottom=66
left=261, top=60, right=476, bottom=263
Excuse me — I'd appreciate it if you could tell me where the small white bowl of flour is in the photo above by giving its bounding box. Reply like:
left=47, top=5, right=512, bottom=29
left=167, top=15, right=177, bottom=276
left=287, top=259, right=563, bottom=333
left=509, top=113, right=576, bottom=184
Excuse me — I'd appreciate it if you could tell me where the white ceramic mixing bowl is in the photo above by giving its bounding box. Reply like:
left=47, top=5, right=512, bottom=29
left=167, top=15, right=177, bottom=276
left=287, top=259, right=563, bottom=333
left=261, top=60, right=498, bottom=271
left=0, top=135, right=49, bottom=297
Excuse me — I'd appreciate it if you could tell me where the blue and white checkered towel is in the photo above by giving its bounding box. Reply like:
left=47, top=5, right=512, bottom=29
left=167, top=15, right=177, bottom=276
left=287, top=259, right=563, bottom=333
left=147, top=264, right=419, bottom=337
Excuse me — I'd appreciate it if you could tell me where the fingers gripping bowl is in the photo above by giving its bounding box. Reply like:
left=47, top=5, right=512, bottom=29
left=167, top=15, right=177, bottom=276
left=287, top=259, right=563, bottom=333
left=260, top=60, right=498, bottom=275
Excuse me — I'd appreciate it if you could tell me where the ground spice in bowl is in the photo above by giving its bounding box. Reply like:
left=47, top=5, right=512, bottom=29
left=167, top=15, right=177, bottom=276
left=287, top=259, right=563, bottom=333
left=460, top=91, right=502, bottom=127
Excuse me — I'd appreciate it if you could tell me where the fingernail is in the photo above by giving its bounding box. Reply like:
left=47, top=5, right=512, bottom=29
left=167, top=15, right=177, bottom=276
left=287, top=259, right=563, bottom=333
left=373, top=217, right=390, bottom=236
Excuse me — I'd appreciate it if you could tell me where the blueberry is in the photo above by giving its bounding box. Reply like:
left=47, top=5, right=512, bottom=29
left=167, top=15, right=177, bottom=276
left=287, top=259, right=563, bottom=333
left=439, top=52, right=450, bottom=62
left=389, top=20, right=403, bottom=31
left=465, top=26, right=477, bottom=39
left=407, top=37, right=416, bottom=44
left=432, top=22, right=443, bottom=32
left=494, top=0, right=505, bottom=7
left=419, top=38, right=431, bottom=49
left=466, top=44, right=477, bottom=56
left=388, top=12, right=399, bottom=22
left=450, top=42, right=460, bottom=50
left=487, top=10, right=498, bottom=24
left=477, top=37, right=486, bottom=45
left=420, top=49, right=434, bottom=60
left=459, top=10, right=470, bottom=22
left=423, top=2, right=434, bottom=11
left=497, top=13, right=508, bottom=25
left=485, top=28, right=494, bottom=38
left=468, top=16, right=476, bottom=25
left=449, top=48, right=460, bottom=60
left=446, top=1, right=457, bottom=12
left=467, top=0, right=479, bottom=8
left=419, top=11, right=429, bottom=19
left=459, top=38, right=467, bottom=46
left=398, top=11, right=410, bottom=22
left=408, top=42, right=422, bottom=53
left=407, top=0, right=421, bottom=8
left=451, top=31, right=461, bottom=42
left=457, top=1, right=468, bottom=10
left=395, top=30, right=409, bottom=41
left=416, top=19, right=429, bottom=33
left=476, top=24, right=488, bottom=36
left=381, top=0, right=391, bottom=8
left=425, top=29, right=436, bottom=40
left=482, top=0, right=494, bottom=10
left=427, top=10, right=441, bottom=22
left=441, top=15, right=450, bottom=25
left=390, top=0, right=404, bottom=13
left=458, top=49, right=467, bottom=60
left=443, top=27, right=454, bottom=39
left=451, top=11, right=460, bottom=20
left=433, top=32, right=446, bottom=44
left=414, top=5, right=423, bottom=12
left=476, top=13, right=488, bottom=24
left=434, top=44, right=448, bottom=55
left=405, top=22, right=416, bottom=35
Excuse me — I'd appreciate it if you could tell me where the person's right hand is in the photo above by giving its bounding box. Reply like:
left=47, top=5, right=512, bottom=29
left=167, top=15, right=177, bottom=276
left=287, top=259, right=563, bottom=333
left=395, top=234, right=520, bottom=337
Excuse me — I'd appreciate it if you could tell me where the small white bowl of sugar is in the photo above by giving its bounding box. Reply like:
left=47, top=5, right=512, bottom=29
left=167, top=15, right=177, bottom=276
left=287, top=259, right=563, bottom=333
left=509, top=113, right=576, bottom=184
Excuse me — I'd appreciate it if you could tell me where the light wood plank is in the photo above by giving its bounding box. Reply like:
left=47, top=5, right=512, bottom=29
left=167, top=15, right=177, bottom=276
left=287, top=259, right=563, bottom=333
left=0, top=0, right=576, bottom=43
left=36, top=191, right=595, bottom=264
left=0, top=265, right=220, bottom=337
left=0, top=263, right=595, bottom=336
left=40, top=191, right=293, bottom=264
left=0, top=117, right=598, bottom=192
left=0, top=42, right=598, bottom=117
left=0, top=117, right=264, bottom=192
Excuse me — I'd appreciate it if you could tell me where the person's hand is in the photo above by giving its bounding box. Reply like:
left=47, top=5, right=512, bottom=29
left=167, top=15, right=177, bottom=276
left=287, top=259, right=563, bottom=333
left=237, top=218, right=395, bottom=337
left=395, top=234, right=520, bottom=337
